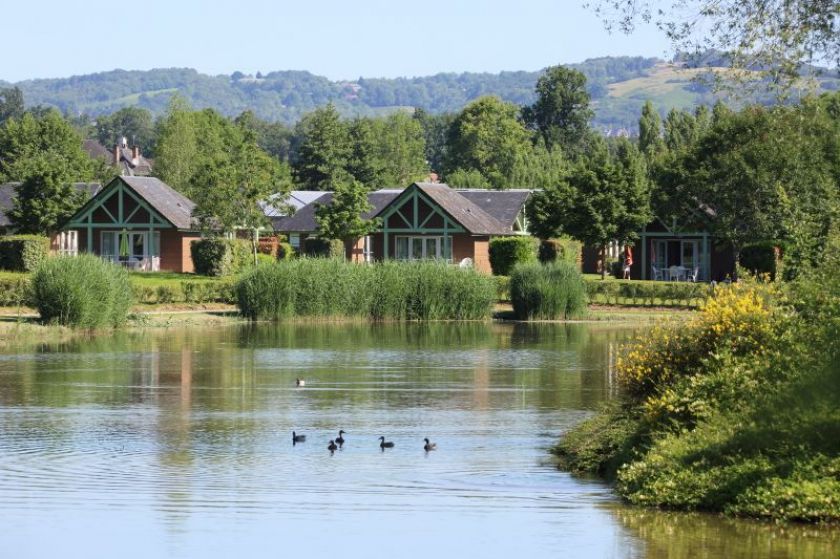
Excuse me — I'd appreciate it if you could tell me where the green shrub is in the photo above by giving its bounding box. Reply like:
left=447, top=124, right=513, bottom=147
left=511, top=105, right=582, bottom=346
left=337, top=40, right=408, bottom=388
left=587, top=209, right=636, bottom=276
left=0, top=275, right=30, bottom=306
left=302, top=237, right=345, bottom=258
left=190, top=238, right=252, bottom=276
left=277, top=242, right=294, bottom=260
left=509, top=261, right=587, bottom=320
left=740, top=241, right=783, bottom=280
left=236, top=259, right=495, bottom=321
left=489, top=236, right=536, bottom=276
left=538, top=238, right=582, bottom=269
left=30, top=255, right=133, bottom=327
left=495, top=275, right=511, bottom=302
left=0, top=235, right=50, bottom=272
left=584, top=279, right=708, bottom=307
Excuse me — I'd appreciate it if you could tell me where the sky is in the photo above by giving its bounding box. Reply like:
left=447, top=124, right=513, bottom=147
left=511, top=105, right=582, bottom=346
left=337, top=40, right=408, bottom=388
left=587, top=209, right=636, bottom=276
left=2, top=0, right=673, bottom=82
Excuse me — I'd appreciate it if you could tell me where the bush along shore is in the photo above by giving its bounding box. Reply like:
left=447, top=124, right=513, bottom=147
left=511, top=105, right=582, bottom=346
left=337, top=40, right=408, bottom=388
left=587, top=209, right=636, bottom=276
left=236, top=259, right=497, bottom=321
left=554, top=256, right=840, bottom=522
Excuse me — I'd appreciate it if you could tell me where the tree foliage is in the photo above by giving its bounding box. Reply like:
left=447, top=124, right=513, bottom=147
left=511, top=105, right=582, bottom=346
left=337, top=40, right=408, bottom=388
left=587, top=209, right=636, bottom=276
left=95, top=106, right=155, bottom=154
left=314, top=178, right=380, bottom=245
left=291, top=103, right=352, bottom=190
left=0, top=109, right=101, bottom=234
left=587, top=1, right=840, bottom=87
left=444, top=96, right=532, bottom=189
left=523, top=66, right=594, bottom=155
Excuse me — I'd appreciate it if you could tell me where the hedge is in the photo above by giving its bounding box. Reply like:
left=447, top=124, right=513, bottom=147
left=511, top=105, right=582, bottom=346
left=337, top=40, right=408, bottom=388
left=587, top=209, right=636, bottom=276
left=0, top=235, right=50, bottom=272
left=0, top=275, right=30, bottom=306
left=538, top=238, right=582, bottom=269
left=740, top=241, right=783, bottom=280
left=302, top=237, right=345, bottom=258
left=585, top=279, right=711, bottom=308
left=190, top=238, right=252, bottom=276
left=277, top=242, right=294, bottom=260
left=489, top=236, right=536, bottom=276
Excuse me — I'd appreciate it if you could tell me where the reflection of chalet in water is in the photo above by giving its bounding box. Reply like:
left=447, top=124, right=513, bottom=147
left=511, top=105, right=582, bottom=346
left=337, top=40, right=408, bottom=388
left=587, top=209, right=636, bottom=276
left=274, top=182, right=532, bottom=274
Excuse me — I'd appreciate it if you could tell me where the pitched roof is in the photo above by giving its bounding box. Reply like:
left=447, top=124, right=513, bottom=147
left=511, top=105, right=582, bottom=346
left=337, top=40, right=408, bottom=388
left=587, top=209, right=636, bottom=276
left=412, top=183, right=510, bottom=235
left=272, top=183, right=530, bottom=236
left=1, top=182, right=101, bottom=229
left=272, top=190, right=400, bottom=232
left=114, top=176, right=197, bottom=229
left=457, top=189, right=531, bottom=229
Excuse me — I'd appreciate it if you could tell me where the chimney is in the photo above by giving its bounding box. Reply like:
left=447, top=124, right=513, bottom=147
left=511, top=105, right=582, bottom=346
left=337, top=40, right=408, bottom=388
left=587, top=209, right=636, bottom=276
left=114, top=144, right=121, bottom=166
left=132, top=145, right=140, bottom=163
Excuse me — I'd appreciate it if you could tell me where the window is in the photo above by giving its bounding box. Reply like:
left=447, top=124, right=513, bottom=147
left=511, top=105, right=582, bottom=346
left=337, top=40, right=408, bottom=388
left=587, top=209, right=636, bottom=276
left=289, top=234, right=300, bottom=250
left=100, top=231, right=160, bottom=262
left=394, top=236, right=451, bottom=261
left=362, top=236, right=373, bottom=263
left=58, top=231, right=78, bottom=256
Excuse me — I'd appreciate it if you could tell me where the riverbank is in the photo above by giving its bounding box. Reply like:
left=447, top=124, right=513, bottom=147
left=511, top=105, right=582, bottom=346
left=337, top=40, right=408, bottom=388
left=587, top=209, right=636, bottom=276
left=554, top=277, right=840, bottom=523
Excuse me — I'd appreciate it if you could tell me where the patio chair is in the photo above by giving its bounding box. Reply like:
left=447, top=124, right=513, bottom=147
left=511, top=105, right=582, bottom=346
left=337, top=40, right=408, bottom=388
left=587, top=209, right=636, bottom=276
left=459, top=257, right=474, bottom=269
left=687, top=267, right=700, bottom=282
left=651, top=265, right=663, bottom=281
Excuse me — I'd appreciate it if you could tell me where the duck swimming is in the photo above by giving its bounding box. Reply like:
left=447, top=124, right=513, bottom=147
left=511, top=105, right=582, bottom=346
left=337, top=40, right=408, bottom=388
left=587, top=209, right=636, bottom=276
left=379, top=436, right=395, bottom=449
left=336, top=430, right=346, bottom=447
left=328, top=440, right=338, bottom=452
left=292, top=431, right=306, bottom=444
left=423, top=438, right=437, bottom=451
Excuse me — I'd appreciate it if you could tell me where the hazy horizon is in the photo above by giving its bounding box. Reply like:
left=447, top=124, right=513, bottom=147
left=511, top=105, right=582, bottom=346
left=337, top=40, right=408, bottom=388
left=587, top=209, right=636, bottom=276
left=2, top=0, right=671, bottom=83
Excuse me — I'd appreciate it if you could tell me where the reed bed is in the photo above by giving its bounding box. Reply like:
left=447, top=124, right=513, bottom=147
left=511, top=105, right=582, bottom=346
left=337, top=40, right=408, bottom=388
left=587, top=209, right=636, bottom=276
left=236, top=259, right=496, bottom=321
left=30, top=255, right=133, bottom=327
left=509, top=261, right=587, bottom=320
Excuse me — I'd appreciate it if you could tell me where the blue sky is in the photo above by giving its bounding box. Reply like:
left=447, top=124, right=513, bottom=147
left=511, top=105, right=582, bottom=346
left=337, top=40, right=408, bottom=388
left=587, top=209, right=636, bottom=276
left=4, top=0, right=672, bottom=82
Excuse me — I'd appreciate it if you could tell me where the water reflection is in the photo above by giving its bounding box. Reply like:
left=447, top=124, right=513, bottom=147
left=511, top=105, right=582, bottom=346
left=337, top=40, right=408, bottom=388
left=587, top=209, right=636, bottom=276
left=0, top=322, right=836, bottom=559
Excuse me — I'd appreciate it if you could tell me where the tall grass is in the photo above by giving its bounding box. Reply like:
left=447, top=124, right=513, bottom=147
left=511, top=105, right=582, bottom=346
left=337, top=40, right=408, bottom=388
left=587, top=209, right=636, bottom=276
left=236, top=259, right=496, bottom=321
left=510, top=261, right=587, bottom=320
left=30, top=255, right=133, bottom=328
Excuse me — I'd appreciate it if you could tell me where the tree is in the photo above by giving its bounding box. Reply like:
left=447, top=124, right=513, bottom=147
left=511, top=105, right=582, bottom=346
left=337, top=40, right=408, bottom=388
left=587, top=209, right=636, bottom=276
left=347, top=118, right=386, bottom=188
left=523, top=66, right=594, bottom=155
left=531, top=138, right=652, bottom=277
left=444, top=96, right=532, bottom=189
left=413, top=108, right=453, bottom=174
left=291, top=103, right=351, bottom=190
left=0, top=87, right=25, bottom=125
left=638, top=100, right=664, bottom=157
left=95, top=106, right=155, bottom=154
left=314, top=177, right=381, bottom=253
left=154, top=96, right=199, bottom=193
left=587, top=1, right=840, bottom=87
left=677, top=101, right=839, bottom=278
left=0, top=110, right=99, bottom=234
left=377, top=112, right=427, bottom=186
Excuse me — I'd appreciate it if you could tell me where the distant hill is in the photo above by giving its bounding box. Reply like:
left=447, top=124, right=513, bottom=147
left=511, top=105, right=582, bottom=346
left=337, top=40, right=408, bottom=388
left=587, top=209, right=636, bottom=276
left=3, top=56, right=838, bottom=132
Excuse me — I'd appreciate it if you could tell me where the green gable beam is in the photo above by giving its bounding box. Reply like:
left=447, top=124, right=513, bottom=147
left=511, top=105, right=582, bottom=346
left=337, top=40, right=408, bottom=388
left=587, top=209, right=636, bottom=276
left=379, top=185, right=465, bottom=234
left=64, top=178, right=173, bottom=230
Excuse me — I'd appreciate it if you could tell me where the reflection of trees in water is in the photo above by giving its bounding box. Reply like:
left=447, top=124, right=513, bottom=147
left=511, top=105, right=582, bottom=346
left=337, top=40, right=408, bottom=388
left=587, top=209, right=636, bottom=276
left=610, top=506, right=840, bottom=559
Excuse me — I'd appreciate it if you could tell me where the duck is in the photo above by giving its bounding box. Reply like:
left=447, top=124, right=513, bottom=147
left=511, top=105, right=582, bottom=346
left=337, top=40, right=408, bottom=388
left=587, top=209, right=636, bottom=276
left=423, top=438, right=437, bottom=452
left=328, top=440, right=338, bottom=452
left=296, top=378, right=305, bottom=387
left=336, top=430, right=346, bottom=447
left=379, top=436, right=395, bottom=449
left=292, top=431, right=306, bottom=444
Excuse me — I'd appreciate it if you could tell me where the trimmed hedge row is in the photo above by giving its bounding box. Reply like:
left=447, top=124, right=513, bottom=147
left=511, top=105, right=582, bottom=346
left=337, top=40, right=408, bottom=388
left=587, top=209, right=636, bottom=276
left=494, top=275, right=712, bottom=308
left=585, top=279, right=711, bottom=307
left=190, top=238, right=252, bottom=276
left=302, top=237, right=345, bottom=258
left=132, top=280, right=236, bottom=305
left=489, top=236, right=537, bottom=276
left=538, top=238, right=582, bottom=268
left=0, top=235, right=50, bottom=272
left=740, top=241, right=783, bottom=280
left=0, top=275, right=30, bottom=306
left=236, top=259, right=496, bottom=321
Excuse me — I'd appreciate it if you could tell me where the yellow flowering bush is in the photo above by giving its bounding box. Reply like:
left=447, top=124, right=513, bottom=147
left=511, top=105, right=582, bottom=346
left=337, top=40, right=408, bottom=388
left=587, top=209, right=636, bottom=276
left=617, top=284, right=778, bottom=419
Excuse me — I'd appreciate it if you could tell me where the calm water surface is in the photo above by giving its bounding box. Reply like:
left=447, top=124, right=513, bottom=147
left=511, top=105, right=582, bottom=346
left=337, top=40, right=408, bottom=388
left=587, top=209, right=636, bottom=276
left=0, top=322, right=836, bottom=559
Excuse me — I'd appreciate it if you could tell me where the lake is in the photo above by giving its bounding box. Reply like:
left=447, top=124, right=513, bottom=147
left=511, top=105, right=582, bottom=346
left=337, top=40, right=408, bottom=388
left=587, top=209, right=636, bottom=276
left=0, top=322, right=837, bottom=558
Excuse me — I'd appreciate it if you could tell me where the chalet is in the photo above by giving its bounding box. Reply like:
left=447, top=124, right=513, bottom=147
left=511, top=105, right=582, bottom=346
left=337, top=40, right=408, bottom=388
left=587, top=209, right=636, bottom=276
left=59, top=176, right=202, bottom=272
left=583, top=214, right=735, bottom=282
left=274, top=182, right=531, bottom=274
